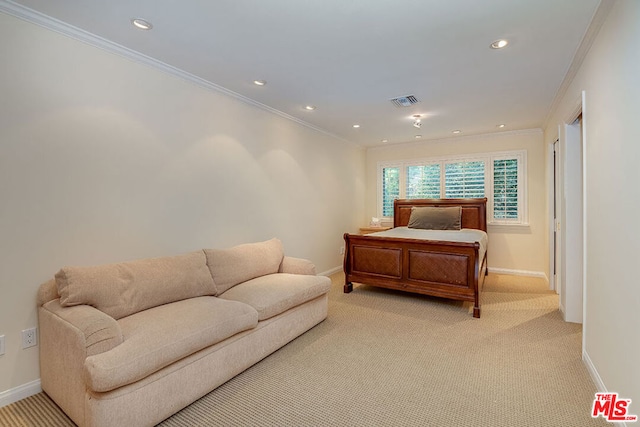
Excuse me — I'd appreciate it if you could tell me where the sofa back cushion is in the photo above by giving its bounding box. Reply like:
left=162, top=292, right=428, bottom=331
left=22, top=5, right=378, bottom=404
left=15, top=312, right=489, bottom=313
left=204, top=238, right=284, bottom=294
left=55, top=251, right=217, bottom=320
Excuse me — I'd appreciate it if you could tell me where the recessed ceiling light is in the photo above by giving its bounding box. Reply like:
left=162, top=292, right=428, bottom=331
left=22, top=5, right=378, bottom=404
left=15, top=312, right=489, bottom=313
left=452, top=130, right=461, bottom=134
left=490, top=39, right=508, bottom=49
left=131, top=18, right=153, bottom=30
left=415, top=135, right=422, bottom=139
left=304, top=105, right=316, bottom=111
left=497, top=124, right=506, bottom=128
left=381, top=139, right=388, bottom=143
left=352, top=124, right=360, bottom=128
left=253, top=80, right=266, bottom=86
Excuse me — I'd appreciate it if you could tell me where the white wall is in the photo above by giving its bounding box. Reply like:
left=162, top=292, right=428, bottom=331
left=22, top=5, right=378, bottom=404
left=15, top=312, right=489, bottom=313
left=544, top=0, right=639, bottom=405
left=0, top=13, right=365, bottom=396
left=366, top=130, right=548, bottom=277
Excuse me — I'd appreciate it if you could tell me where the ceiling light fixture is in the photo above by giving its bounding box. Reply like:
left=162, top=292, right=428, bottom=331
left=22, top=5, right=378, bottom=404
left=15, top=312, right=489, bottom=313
left=381, top=139, right=388, bottom=143
left=452, top=130, right=461, bottom=134
left=415, top=135, right=422, bottom=139
left=304, top=105, right=316, bottom=111
left=497, top=124, right=506, bottom=128
left=412, top=114, right=422, bottom=129
left=352, top=124, right=360, bottom=128
left=253, top=80, right=266, bottom=86
left=131, top=18, right=153, bottom=30
left=490, top=39, right=508, bottom=49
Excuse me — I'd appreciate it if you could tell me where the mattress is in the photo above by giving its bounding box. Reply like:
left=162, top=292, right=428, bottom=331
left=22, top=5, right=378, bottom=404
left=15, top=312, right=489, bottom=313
left=367, top=227, right=488, bottom=262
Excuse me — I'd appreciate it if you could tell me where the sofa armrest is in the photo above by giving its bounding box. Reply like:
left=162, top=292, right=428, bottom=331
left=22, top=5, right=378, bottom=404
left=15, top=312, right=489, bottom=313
left=41, top=300, right=123, bottom=357
left=39, top=300, right=124, bottom=425
left=278, top=256, right=317, bottom=275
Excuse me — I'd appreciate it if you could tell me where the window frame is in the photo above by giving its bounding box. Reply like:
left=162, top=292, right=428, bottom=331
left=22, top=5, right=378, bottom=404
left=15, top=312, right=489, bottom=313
left=376, top=150, right=528, bottom=226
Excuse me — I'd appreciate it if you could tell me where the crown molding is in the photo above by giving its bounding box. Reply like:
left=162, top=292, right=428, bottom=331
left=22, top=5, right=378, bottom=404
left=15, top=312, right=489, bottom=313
left=368, top=128, right=543, bottom=152
left=543, top=0, right=617, bottom=129
left=0, top=0, right=353, bottom=145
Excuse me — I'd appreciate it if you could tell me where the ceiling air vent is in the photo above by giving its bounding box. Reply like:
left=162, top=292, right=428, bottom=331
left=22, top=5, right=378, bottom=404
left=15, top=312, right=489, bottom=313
left=390, top=95, right=419, bottom=107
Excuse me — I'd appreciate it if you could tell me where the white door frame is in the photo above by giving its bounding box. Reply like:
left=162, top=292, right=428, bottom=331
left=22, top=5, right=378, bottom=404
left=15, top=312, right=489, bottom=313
left=548, top=91, right=587, bottom=327
left=547, top=139, right=560, bottom=293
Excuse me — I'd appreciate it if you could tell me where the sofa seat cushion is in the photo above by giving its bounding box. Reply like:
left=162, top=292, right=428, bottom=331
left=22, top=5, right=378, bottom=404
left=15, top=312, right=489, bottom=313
left=219, top=273, right=331, bottom=321
left=55, top=251, right=217, bottom=320
left=84, top=296, right=258, bottom=392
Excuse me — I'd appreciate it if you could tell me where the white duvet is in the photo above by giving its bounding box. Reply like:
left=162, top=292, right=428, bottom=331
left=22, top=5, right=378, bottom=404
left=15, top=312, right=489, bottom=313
left=366, top=227, right=488, bottom=262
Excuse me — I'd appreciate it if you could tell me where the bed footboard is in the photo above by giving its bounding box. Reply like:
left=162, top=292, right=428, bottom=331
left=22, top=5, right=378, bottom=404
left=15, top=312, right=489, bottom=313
left=343, top=233, right=485, bottom=318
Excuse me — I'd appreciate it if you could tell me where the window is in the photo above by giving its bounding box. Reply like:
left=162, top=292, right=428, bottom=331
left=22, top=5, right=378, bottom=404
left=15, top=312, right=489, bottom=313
left=381, top=166, right=400, bottom=217
left=445, top=161, right=485, bottom=198
left=493, top=158, right=519, bottom=220
left=406, top=164, right=440, bottom=199
left=378, top=150, right=527, bottom=225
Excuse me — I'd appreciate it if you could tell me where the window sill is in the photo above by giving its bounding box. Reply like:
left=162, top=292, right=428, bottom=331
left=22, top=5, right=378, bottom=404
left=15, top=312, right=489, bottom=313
left=487, top=222, right=531, bottom=233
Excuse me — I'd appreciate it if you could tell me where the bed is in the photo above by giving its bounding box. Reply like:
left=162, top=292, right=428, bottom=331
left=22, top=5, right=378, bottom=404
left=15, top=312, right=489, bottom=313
left=343, top=198, right=488, bottom=318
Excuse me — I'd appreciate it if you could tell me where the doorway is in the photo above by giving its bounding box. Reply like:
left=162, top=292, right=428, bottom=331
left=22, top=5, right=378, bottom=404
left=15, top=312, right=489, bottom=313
left=552, top=95, right=585, bottom=324
left=552, top=139, right=560, bottom=297
left=562, top=115, right=583, bottom=323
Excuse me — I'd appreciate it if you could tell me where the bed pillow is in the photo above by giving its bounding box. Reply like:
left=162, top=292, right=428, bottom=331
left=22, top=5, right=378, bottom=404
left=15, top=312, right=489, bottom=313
left=407, top=206, right=462, bottom=230
left=204, top=238, right=284, bottom=294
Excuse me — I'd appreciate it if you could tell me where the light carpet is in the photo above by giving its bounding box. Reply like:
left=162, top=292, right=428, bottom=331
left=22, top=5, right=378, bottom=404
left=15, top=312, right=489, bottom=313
left=0, top=272, right=607, bottom=426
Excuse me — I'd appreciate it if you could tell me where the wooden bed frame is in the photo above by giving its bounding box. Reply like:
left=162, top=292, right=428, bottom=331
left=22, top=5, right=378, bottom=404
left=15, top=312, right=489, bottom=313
left=343, top=198, right=488, bottom=318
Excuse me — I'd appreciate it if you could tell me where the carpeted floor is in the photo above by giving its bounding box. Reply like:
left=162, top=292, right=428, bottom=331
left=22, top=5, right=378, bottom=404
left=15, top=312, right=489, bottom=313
left=0, top=272, right=607, bottom=426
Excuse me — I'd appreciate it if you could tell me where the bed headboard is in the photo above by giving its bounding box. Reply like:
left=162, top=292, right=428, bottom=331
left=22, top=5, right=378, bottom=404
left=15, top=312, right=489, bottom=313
left=393, top=198, right=488, bottom=232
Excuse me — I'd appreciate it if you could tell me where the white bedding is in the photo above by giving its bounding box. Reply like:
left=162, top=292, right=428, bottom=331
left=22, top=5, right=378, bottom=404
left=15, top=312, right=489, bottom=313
left=367, top=227, right=488, bottom=262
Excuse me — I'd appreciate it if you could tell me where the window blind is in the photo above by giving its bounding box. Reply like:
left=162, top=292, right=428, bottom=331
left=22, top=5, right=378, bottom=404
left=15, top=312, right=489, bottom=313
left=444, top=161, right=485, bottom=198
left=406, top=164, right=441, bottom=199
left=493, top=158, right=519, bottom=219
left=382, top=166, right=400, bottom=217
left=377, top=150, right=526, bottom=224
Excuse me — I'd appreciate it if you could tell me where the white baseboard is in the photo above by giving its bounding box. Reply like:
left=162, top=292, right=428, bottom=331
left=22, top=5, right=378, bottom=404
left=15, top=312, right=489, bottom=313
left=319, top=266, right=342, bottom=277
left=583, top=351, right=629, bottom=427
left=559, top=302, right=566, bottom=320
left=487, top=267, right=549, bottom=282
left=0, top=379, right=41, bottom=408
left=583, top=350, right=607, bottom=392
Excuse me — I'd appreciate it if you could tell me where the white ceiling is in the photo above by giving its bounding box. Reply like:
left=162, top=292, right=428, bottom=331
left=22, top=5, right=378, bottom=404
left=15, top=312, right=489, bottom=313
left=5, top=0, right=602, bottom=146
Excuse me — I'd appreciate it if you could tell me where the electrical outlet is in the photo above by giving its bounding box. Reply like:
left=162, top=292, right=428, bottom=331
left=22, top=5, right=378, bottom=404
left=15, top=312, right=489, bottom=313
left=0, top=335, right=5, bottom=356
left=339, top=246, right=345, bottom=255
left=22, top=327, right=37, bottom=349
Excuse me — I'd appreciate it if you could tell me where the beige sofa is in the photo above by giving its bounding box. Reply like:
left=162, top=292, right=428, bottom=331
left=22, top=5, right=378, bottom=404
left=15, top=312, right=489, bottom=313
left=37, top=238, right=331, bottom=427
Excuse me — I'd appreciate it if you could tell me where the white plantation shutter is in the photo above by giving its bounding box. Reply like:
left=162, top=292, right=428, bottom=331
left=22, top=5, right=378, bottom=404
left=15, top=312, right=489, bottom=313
left=444, top=161, right=485, bottom=198
left=406, top=164, right=441, bottom=199
left=493, top=158, right=519, bottom=220
left=377, top=151, right=526, bottom=224
left=382, top=166, right=400, bottom=217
